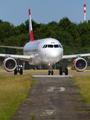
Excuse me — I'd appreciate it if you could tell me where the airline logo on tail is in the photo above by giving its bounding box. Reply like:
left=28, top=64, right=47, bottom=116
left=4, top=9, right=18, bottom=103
left=29, top=9, right=34, bottom=41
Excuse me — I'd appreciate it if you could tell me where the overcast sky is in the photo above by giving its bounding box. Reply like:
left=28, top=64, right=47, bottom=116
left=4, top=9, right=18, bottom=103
left=0, top=0, right=89, bottom=26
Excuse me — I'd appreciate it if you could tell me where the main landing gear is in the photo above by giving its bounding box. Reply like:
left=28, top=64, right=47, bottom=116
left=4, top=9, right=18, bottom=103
left=59, top=59, right=69, bottom=75
left=59, top=66, right=68, bottom=75
left=14, top=59, right=23, bottom=75
left=14, top=67, right=23, bottom=75
left=48, top=63, right=68, bottom=75
left=48, top=66, right=54, bottom=75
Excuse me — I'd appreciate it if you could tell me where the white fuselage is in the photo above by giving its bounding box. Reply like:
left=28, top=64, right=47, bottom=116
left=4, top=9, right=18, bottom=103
left=23, top=38, right=63, bottom=66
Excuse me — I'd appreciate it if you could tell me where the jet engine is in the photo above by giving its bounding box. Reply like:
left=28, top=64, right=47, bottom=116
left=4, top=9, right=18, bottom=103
left=73, top=57, right=87, bottom=72
left=3, top=57, right=17, bottom=72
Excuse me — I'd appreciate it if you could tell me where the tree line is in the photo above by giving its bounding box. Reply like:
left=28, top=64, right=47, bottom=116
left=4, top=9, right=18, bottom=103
left=0, top=17, right=90, bottom=67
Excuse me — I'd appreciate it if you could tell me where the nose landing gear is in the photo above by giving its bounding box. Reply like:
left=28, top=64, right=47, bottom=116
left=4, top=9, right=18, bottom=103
left=48, top=66, right=54, bottom=75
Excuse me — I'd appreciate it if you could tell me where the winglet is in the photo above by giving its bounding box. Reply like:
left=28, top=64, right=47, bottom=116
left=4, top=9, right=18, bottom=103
left=29, top=9, right=34, bottom=41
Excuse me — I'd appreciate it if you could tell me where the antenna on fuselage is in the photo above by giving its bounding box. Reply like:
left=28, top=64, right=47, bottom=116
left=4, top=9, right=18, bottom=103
left=29, top=9, right=34, bottom=41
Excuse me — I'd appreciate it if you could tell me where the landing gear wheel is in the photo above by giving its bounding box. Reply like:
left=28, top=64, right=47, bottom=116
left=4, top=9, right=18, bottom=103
left=48, top=71, right=50, bottom=75
left=65, top=68, right=68, bottom=75
left=51, top=71, right=53, bottom=75
left=59, top=67, right=62, bottom=75
left=48, top=70, right=54, bottom=75
left=48, top=65, right=54, bottom=75
left=14, top=69, right=17, bottom=75
left=20, top=68, right=23, bottom=75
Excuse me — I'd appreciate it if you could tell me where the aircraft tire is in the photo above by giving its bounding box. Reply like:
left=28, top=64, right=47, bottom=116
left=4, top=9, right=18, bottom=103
left=51, top=71, right=53, bottom=75
left=48, top=71, right=50, bottom=75
left=65, top=68, right=68, bottom=75
left=14, top=68, right=17, bottom=75
left=59, top=68, right=62, bottom=75
left=20, top=68, right=23, bottom=75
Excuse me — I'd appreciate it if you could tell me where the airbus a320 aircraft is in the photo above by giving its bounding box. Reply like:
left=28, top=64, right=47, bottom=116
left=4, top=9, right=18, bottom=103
left=0, top=9, right=90, bottom=75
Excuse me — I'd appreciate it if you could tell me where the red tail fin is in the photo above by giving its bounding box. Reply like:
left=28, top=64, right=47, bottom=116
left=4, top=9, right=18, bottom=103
left=29, top=9, right=34, bottom=41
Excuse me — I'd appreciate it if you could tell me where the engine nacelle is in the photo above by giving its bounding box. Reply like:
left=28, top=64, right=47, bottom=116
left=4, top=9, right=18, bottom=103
left=73, top=57, right=87, bottom=72
left=3, top=57, right=17, bottom=72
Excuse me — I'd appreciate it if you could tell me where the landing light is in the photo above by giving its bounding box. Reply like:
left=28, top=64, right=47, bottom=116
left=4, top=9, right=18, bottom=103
left=48, top=63, right=51, bottom=66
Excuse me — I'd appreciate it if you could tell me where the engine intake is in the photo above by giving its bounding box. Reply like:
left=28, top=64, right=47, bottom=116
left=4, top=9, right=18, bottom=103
left=3, top=57, right=17, bottom=72
left=73, top=57, right=87, bottom=72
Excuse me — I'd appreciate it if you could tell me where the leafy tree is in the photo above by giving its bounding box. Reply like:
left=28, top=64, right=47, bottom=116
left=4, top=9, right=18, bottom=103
left=0, top=16, right=90, bottom=67
left=58, top=17, right=71, bottom=31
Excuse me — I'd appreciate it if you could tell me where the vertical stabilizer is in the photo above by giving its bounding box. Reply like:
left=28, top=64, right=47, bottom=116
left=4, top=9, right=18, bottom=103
left=29, top=9, right=34, bottom=41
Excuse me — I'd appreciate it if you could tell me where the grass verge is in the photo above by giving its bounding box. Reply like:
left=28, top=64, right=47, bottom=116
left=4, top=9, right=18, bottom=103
left=0, top=74, right=34, bottom=120
left=0, top=69, right=60, bottom=73
left=74, top=74, right=90, bottom=104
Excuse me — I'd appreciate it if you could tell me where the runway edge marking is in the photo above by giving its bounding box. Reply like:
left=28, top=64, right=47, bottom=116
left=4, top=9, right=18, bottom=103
left=32, top=75, right=73, bottom=78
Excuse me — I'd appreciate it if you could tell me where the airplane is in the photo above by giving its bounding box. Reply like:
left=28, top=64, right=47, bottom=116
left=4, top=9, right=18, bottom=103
left=0, top=9, right=90, bottom=75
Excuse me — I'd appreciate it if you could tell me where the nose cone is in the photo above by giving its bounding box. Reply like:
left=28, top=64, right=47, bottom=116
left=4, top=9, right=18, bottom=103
left=47, top=49, right=63, bottom=63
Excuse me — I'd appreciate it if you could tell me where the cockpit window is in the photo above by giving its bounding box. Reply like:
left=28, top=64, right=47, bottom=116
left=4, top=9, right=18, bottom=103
left=48, top=45, right=53, bottom=48
left=54, top=44, right=62, bottom=48
left=59, top=44, right=63, bottom=48
left=42, top=44, right=62, bottom=48
left=54, top=45, right=58, bottom=48
left=43, top=45, right=47, bottom=48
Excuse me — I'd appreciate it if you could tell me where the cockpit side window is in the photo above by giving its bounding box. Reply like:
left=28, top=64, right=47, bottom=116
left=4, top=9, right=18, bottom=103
left=43, top=45, right=47, bottom=48
left=59, top=44, right=63, bottom=48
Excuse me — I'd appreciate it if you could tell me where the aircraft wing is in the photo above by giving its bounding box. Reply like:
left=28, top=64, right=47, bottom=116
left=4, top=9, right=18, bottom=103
left=0, top=53, right=31, bottom=61
left=0, top=45, right=23, bottom=49
left=62, top=53, right=90, bottom=59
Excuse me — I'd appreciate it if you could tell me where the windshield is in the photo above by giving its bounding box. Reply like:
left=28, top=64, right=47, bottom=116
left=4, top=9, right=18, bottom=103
left=48, top=45, right=53, bottom=48
left=42, top=44, right=62, bottom=48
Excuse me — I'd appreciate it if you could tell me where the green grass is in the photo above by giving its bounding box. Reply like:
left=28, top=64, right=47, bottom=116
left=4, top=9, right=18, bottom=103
left=0, top=69, right=59, bottom=73
left=0, top=74, right=34, bottom=120
left=31, top=115, right=36, bottom=120
left=74, top=74, right=90, bottom=104
left=0, top=69, right=90, bottom=73
left=23, top=69, right=59, bottom=72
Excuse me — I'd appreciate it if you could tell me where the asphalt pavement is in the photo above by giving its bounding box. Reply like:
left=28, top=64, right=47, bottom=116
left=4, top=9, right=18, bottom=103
left=10, top=76, right=90, bottom=120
